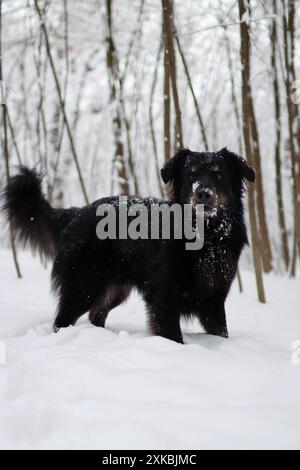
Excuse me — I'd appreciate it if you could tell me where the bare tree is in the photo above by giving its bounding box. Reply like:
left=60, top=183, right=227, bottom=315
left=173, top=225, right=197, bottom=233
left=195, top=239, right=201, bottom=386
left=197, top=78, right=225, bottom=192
left=175, top=33, right=209, bottom=151
left=0, top=0, right=22, bottom=278
left=7, top=107, right=22, bottom=165
left=219, top=11, right=243, bottom=155
left=34, top=0, right=89, bottom=204
left=163, top=11, right=171, bottom=163
left=149, top=37, right=164, bottom=196
left=105, top=0, right=129, bottom=195
left=162, top=0, right=183, bottom=150
left=239, top=0, right=266, bottom=302
left=33, top=20, right=49, bottom=197
left=282, top=0, right=300, bottom=275
left=240, top=1, right=273, bottom=273
left=49, top=0, right=71, bottom=206
left=118, top=0, right=145, bottom=195
left=249, top=103, right=273, bottom=274
left=271, top=0, right=290, bottom=270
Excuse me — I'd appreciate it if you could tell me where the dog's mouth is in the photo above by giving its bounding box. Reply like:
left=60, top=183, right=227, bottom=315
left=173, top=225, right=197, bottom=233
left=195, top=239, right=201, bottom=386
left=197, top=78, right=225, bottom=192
left=203, top=204, right=219, bottom=219
left=190, top=200, right=218, bottom=218
left=203, top=204, right=217, bottom=217
left=190, top=194, right=218, bottom=217
left=189, top=185, right=226, bottom=220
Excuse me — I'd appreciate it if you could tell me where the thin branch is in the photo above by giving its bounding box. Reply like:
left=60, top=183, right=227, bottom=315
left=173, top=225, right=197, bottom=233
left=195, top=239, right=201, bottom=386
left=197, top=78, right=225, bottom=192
left=149, top=36, right=164, bottom=196
left=34, top=0, right=89, bottom=204
left=7, top=106, right=22, bottom=165
left=178, top=15, right=276, bottom=37
left=0, top=0, right=22, bottom=279
left=175, top=33, right=209, bottom=151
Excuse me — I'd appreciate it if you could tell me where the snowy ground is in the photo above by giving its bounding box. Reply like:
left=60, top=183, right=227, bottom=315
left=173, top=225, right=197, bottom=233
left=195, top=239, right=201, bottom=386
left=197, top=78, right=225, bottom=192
left=0, top=248, right=299, bottom=450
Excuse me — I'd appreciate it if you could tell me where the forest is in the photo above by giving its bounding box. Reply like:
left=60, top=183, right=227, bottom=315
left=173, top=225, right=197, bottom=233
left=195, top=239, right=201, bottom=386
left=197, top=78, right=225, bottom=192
left=1, top=0, right=299, bottom=294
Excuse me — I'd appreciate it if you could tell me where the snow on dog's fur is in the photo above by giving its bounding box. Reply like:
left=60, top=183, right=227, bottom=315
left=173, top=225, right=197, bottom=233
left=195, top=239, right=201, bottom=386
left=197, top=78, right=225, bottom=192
left=3, top=148, right=255, bottom=343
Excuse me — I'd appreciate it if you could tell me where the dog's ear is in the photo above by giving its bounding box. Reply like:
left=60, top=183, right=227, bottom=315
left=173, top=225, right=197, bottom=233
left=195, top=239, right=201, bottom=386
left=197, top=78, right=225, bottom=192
left=161, top=148, right=190, bottom=184
left=219, top=147, right=255, bottom=182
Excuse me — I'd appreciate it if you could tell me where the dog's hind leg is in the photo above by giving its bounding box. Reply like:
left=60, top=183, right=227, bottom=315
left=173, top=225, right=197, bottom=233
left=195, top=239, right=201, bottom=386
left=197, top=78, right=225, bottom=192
left=89, top=284, right=132, bottom=327
left=52, top=250, right=102, bottom=331
left=53, top=288, right=97, bottom=331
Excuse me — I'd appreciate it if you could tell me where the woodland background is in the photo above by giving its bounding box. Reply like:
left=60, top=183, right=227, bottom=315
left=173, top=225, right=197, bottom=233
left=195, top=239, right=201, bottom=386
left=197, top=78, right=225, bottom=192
left=0, top=0, right=300, bottom=300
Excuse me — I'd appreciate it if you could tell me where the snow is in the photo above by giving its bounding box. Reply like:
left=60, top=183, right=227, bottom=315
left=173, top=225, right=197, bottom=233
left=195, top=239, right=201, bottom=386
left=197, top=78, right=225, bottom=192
left=192, top=182, right=200, bottom=192
left=0, top=248, right=300, bottom=450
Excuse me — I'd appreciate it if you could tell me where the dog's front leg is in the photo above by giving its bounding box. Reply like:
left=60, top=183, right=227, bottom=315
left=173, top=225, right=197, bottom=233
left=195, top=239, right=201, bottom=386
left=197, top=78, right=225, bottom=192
left=198, top=295, right=228, bottom=338
left=146, top=302, right=183, bottom=344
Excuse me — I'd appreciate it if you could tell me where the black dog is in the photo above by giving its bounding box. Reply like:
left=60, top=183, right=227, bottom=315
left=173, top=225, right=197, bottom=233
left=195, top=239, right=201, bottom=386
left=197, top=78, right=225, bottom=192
left=3, top=148, right=255, bottom=343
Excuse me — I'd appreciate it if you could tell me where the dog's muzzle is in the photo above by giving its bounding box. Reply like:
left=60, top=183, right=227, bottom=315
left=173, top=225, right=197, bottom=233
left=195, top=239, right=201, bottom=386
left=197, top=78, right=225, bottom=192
left=191, top=184, right=218, bottom=216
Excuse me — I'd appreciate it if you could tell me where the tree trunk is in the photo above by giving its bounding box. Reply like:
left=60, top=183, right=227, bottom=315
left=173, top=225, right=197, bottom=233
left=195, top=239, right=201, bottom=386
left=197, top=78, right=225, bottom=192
left=105, top=0, right=129, bottom=195
left=0, top=0, right=22, bottom=279
left=163, top=13, right=171, bottom=163
left=239, top=1, right=273, bottom=273
left=282, top=0, right=300, bottom=275
left=162, top=0, right=183, bottom=150
left=239, top=0, right=266, bottom=302
left=271, top=0, right=290, bottom=270
left=248, top=97, right=273, bottom=273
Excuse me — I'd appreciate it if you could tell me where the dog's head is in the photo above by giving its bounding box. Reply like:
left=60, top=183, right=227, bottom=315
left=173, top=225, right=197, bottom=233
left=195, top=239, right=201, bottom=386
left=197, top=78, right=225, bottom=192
left=161, top=148, right=255, bottom=216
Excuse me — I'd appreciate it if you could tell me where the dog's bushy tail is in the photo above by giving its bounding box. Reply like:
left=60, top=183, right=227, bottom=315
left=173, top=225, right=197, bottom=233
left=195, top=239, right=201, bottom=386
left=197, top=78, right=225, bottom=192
left=3, top=167, right=79, bottom=259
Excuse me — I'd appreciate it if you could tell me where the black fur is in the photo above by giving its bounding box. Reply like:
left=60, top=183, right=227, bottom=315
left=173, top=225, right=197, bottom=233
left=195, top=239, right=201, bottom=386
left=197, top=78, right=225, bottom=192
left=3, top=167, right=79, bottom=259
left=3, top=148, right=255, bottom=344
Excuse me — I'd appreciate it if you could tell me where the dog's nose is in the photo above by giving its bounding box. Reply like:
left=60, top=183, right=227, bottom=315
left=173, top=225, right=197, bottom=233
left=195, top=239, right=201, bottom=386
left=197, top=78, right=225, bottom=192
left=196, top=188, right=213, bottom=205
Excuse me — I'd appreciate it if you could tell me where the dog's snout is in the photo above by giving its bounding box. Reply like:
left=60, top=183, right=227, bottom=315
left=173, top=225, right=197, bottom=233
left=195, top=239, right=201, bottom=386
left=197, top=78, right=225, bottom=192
left=196, top=188, right=213, bottom=205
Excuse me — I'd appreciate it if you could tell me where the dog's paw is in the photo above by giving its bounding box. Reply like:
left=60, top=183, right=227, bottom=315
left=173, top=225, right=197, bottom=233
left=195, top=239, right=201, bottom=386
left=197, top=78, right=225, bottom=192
left=218, top=327, right=229, bottom=338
